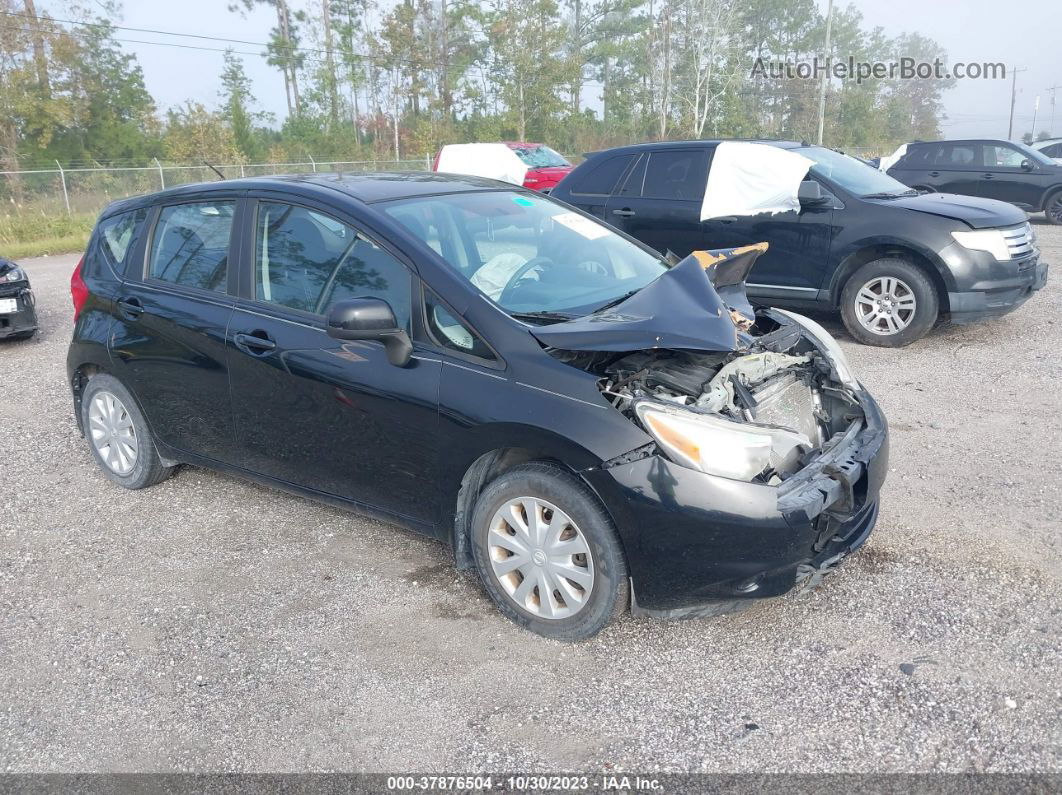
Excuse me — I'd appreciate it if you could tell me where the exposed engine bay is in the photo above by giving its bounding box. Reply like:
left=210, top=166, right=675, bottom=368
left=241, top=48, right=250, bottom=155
left=552, top=312, right=865, bottom=484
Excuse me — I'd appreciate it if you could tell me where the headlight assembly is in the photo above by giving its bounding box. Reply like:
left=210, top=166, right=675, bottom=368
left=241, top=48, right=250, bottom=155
left=2, top=267, right=26, bottom=282
left=951, top=229, right=1010, bottom=262
left=634, top=400, right=811, bottom=482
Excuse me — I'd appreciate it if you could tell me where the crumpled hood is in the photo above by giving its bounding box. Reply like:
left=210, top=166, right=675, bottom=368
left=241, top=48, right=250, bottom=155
left=530, top=245, right=764, bottom=353
left=879, top=192, right=1028, bottom=229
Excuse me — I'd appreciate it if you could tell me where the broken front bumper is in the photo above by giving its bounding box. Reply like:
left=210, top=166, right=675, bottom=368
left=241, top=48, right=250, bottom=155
left=0, top=285, right=38, bottom=339
left=583, top=389, right=888, bottom=617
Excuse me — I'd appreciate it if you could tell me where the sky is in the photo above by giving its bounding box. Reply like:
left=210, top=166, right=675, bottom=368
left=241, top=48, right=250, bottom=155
left=107, top=0, right=1061, bottom=145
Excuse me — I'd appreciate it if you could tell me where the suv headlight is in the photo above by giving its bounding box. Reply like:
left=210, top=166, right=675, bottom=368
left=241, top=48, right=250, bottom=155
left=2, top=267, right=26, bottom=282
left=771, top=308, right=858, bottom=390
left=952, top=229, right=1010, bottom=261
left=634, top=400, right=810, bottom=482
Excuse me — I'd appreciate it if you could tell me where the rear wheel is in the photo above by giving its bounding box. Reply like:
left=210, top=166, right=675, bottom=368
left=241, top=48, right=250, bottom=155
left=470, top=462, right=628, bottom=640
left=840, top=258, right=939, bottom=347
left=1045, top=190, right=1062, bottom=225
left=81, top=373, right=174, bottom=489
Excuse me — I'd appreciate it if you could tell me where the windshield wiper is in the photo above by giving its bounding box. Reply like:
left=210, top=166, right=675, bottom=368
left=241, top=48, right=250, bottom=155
left=511, top=310, right=575, bottom=323
left=593, top=289, right=642, bottom=313
left=860, top=190, right=918, bottom=199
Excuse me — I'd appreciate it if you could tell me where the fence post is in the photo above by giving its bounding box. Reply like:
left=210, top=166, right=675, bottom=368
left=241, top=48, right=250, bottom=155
left=240, top=163, right=246, bottom=178
left=309, top=155, right=317, bottom=173
left=54, top=160, right=71, bottom=216
left=153, top=157, right=165, bottom=190
left=424, top=153, right=430, bottom=170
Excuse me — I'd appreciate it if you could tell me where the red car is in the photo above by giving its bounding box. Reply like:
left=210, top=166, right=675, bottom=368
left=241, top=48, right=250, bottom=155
left=433, top=142, right=573, bottom=192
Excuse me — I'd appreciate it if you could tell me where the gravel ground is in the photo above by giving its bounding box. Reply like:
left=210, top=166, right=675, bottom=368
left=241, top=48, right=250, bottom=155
left=1, top=221, right=1060, bottom=774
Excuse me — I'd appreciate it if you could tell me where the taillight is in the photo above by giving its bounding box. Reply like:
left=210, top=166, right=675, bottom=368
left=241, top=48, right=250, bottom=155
left=70, top=255, right=88, bottom=321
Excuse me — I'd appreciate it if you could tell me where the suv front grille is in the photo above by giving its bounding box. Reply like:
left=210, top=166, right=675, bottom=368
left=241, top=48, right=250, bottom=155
left=1002, top=223, right=1035, bottom=259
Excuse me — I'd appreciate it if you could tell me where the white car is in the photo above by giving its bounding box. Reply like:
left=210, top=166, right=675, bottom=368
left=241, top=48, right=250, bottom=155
left=1031, top=138, right=1062, bottom=165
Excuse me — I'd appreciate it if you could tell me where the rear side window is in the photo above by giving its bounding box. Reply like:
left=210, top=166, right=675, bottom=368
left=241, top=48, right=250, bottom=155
left=95, top=209, right=148, bottom=275
left=934, top=144, right=978, bottom=167
left=148, top=201, right=235, bottom=292
left=255, top=202, right=413, bottom=330
left=570, top=154, right=633, bottom=195
left=1043, top=143, right=1062, bottom=158
left=642, top=150, right=709, bottom=200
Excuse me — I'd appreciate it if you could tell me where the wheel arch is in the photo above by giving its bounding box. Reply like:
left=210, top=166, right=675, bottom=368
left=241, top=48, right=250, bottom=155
left=447, top=434, right=625, bottom=573
left=829, top=243, right=952, bottom=314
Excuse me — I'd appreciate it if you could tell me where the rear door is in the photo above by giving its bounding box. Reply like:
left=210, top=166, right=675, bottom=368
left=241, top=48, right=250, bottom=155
left=559, top=152, right=637, bottom=221
left=604, top=148, right=710, bottom=257
left=226, top=195, right=441, bottom=525
left=109, top=195, right=241, bottom=463
left=978, top=142, right=1048, bottom=208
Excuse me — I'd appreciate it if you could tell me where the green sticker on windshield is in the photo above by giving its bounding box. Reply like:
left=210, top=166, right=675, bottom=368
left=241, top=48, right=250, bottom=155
left=512, top=196, right=534, bottom=207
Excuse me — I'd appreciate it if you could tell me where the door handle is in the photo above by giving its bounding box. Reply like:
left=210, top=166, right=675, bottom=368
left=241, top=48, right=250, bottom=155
left=983, top=173, right=994, bottom=179
left=928, top=171, right=940, bottom=177
left=116, top=296, right=143, bottom=320
left=715, top=216, right=738, bottom=224
left=611, top=208, right=636, bottom=217
left=234, top=330, right=277, bottom=354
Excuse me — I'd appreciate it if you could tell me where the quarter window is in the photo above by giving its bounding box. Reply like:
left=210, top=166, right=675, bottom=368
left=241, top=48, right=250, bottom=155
left=97, top=208, right=148, bottom=274
left=641, top=150, right=708, bottom=200
left=255, top=202, right=412, bottom=330
left=425, top=290, right=494, bottom=360
left=148, top=201, right=235, bottom=292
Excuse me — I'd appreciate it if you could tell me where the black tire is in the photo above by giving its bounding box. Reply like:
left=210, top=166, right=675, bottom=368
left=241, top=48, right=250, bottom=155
left=840, top=258, right=939, bottom=347
left=1044, top=189, right=1062, bottom=225
left=80, top=373, right=174, bottom=490
left=470, top=462, right=628, bottom=641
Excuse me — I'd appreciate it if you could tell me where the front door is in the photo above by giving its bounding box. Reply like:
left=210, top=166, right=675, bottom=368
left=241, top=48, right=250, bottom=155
left=109, top=197, right=241, bottom=463
left=226, top=198, right=441, bottom=525
left=978, top=142, right=1048, bottom=208
left=604, top=149, right=710, bottom=258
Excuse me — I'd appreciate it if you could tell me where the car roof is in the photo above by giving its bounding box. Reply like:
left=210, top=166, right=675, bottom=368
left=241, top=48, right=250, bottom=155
left=908, top=139, right=1023, bottom=146
left=99, top=171, right=516, bottom=218
left=583, top=139, right=806, bottom=158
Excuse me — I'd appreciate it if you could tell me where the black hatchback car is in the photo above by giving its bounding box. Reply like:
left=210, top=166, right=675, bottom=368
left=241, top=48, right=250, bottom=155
left=68, top=173, right=887, bottom=639
left=552, top=141, right=1048, bottom=347
left=886, top=139, right=1062, bottom=225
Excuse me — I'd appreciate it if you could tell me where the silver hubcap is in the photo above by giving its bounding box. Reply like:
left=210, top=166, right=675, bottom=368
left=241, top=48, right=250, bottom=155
left=855, top=276, right=917, bottom=335
left=88, top=391, right=139, bottom=475
left=487, top=497, right=594, bottom=620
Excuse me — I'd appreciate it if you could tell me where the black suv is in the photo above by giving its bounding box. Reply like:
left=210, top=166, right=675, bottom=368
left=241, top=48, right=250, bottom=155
left=552, top=140, right=1048, bottom=347
left=67, top=172, right=888, bottom=639
left=886, top=139, right=1062, bottom=225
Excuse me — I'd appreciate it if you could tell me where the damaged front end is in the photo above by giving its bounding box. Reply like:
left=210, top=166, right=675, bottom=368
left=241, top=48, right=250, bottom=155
left=0, top=257, right=39, bottom=341
left=533, top=245, right=888, bottom=616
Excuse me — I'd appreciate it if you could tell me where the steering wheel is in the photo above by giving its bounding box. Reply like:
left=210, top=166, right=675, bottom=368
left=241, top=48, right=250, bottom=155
left=498, top=256, right=555, bottom=304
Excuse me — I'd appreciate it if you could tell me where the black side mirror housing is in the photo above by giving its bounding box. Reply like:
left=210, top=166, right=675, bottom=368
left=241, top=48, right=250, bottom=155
left=1020, top=159, right=1034, bottom=172
left=798, top=180, right=830, bottom=207
left=326, top=297, right=412, bottom=367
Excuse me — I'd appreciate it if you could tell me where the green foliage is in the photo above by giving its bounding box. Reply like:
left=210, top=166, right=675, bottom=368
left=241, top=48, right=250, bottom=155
left=0, top=210, right=93, bottom=259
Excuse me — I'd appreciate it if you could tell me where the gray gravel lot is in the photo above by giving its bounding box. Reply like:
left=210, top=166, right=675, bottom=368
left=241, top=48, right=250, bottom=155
left=1, top=222, right=1060, bottom=773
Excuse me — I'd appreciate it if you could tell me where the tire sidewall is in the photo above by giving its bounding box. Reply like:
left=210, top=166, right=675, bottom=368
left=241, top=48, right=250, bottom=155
left=470, top=464, right=627, bottom=641
left=1045, top=190, right=1062, bottom=225
left=81, top=373, right=162, bottom=489
left=840, top=258, right=939, bottom=347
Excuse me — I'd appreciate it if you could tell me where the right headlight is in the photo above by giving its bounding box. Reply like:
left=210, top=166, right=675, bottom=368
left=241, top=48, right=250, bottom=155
left=634, top=400, right=810, bottom=482
left=951, top=229, right=1010, bottom=262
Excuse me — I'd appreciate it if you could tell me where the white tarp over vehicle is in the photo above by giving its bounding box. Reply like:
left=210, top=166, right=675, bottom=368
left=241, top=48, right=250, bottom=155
left=436, top=143, right=528, bottom=186
left=878, top=144, right=908, bottom=172
left=700, top=142, right=815, bottom=221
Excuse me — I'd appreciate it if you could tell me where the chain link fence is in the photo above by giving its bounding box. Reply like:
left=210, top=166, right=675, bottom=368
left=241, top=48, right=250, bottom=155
left=0, top=157, right=437, bottom=219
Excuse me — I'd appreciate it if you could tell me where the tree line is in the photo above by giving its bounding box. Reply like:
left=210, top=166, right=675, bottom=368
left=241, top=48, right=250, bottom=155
left=0, top=0, right=955, bottom=174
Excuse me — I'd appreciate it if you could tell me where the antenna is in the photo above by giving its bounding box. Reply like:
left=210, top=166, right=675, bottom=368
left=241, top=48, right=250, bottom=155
left=203, top=161, right=226, bottom=180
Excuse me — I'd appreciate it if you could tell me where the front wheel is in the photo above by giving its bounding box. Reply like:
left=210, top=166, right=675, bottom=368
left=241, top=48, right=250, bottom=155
left=840, top=258, right=939, bottom=347
left=470, top=463, right=628, bottom=640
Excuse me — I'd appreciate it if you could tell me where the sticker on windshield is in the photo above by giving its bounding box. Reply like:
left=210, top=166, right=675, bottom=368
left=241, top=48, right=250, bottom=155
left=552, top=212, right=609, bottom=240
left=512, top=196, right=534, bottom=207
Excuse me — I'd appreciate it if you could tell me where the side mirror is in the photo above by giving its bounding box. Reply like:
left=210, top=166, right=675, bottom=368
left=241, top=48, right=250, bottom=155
left=1020, top=159, right=1034, bottom=172
left=798, top=180, right=830, bottom=207
left=326, top=297, right=412, bottom=367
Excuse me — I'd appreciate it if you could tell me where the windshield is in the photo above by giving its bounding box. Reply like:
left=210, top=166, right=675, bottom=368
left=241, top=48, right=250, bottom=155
left=798, top=145, right=915, bottom=197
left=381, top=191, right=668, bottom=317
left=510, top=145, right=570, bottom=169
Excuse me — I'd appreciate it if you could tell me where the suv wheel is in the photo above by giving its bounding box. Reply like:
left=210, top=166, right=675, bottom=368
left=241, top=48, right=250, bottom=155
left=470, top=463, right=628, bottom=640
left=81, top=373, right=174, bottom=489
left=1045, top=190, right=1062, bottom=225
left=840, top=258, right=939, bottom=347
